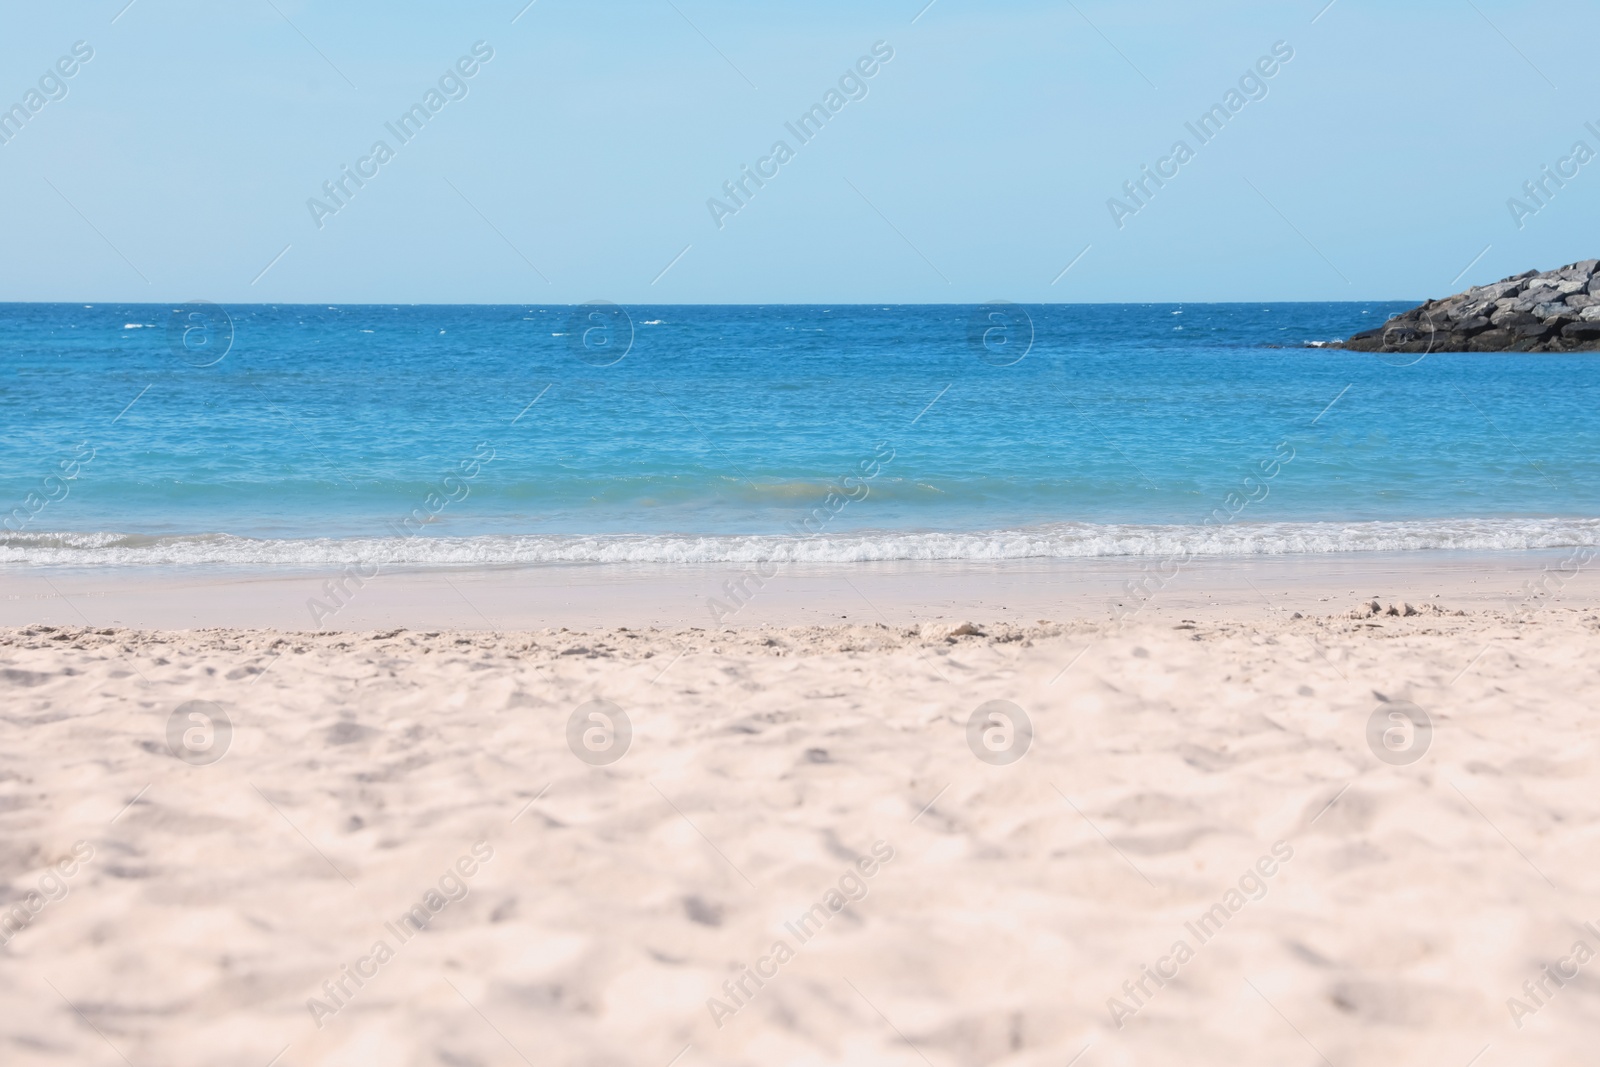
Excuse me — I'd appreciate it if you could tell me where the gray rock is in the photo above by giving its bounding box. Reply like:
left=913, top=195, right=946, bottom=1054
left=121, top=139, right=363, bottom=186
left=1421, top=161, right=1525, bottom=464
left=1491, top=309, right=1539, bottom=328
left=1330, top=261, right=1600, bottom=353
left=1467, top=328, right=1516, bottom=350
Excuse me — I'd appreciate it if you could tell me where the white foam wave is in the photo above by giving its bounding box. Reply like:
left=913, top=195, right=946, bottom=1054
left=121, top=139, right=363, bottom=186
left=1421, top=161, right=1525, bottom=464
left=2, top=519, right=1599, bottom=567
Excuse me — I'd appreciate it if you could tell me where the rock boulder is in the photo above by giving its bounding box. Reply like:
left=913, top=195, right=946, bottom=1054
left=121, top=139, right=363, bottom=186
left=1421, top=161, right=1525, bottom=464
left=1335, top=260, right=1600, bottom=353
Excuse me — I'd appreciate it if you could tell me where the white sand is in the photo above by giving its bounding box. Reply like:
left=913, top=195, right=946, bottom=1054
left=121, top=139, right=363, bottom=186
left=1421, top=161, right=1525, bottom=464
left=3, top=590, right=1598, bottom=1065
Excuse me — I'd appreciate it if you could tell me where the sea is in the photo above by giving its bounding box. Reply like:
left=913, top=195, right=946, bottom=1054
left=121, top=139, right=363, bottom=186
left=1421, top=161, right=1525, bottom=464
left=2, top=301, right=1597, bottom=568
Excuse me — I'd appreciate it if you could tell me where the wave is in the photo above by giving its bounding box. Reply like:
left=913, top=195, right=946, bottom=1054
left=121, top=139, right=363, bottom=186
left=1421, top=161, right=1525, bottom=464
left=2, top=518, right=1599, bottom=567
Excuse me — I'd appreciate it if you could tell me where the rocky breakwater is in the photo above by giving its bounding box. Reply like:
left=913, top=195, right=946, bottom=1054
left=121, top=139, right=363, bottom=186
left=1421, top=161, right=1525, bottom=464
left=1338, top=259, right=1600, bottom=353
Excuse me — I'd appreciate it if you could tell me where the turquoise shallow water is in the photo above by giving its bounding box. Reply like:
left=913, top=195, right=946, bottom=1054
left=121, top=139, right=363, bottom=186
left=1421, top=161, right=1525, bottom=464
left=3, top=301, right=1598, bottom=565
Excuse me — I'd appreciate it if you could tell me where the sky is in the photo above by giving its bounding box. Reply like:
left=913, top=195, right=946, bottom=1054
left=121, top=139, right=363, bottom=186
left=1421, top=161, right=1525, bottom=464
left=0, top=0, right=1594, bottom=305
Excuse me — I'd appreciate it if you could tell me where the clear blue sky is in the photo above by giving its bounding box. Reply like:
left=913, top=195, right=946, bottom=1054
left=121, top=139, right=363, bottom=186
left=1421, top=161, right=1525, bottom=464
left=0, top=0, right=1593, bottom=304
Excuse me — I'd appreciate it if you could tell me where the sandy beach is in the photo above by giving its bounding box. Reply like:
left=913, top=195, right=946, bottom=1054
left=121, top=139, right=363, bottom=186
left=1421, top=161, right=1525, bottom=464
left=5, top=0, right=1597, bottom=1062
left=3, top=559, right=1598, bottom=1066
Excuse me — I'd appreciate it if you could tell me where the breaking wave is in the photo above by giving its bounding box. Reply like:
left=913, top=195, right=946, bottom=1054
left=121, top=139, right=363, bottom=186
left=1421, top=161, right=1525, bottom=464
left=3, top=518, right=1598, bottom=567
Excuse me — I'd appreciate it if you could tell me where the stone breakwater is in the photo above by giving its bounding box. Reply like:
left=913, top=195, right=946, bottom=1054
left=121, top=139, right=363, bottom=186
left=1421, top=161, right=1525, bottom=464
left=1336, top=259, right=1600, bottom=353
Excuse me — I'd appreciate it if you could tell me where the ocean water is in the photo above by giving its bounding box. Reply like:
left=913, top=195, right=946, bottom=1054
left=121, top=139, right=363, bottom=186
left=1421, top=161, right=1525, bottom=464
left=3, top=301, right=1598, bottom=567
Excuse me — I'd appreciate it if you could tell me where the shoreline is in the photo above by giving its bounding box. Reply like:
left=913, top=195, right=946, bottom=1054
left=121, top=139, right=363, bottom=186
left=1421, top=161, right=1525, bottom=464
left=0, top=549, right=1592, bottom=630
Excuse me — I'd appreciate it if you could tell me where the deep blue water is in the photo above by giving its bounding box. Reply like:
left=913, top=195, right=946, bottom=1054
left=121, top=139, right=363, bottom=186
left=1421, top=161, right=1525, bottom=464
left=3, top=301, right=1598, bottom=565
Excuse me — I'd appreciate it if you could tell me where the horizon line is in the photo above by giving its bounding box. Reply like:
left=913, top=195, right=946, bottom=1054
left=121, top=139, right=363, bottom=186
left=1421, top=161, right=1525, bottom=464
left=0, top=298, right=1423, bottom=308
